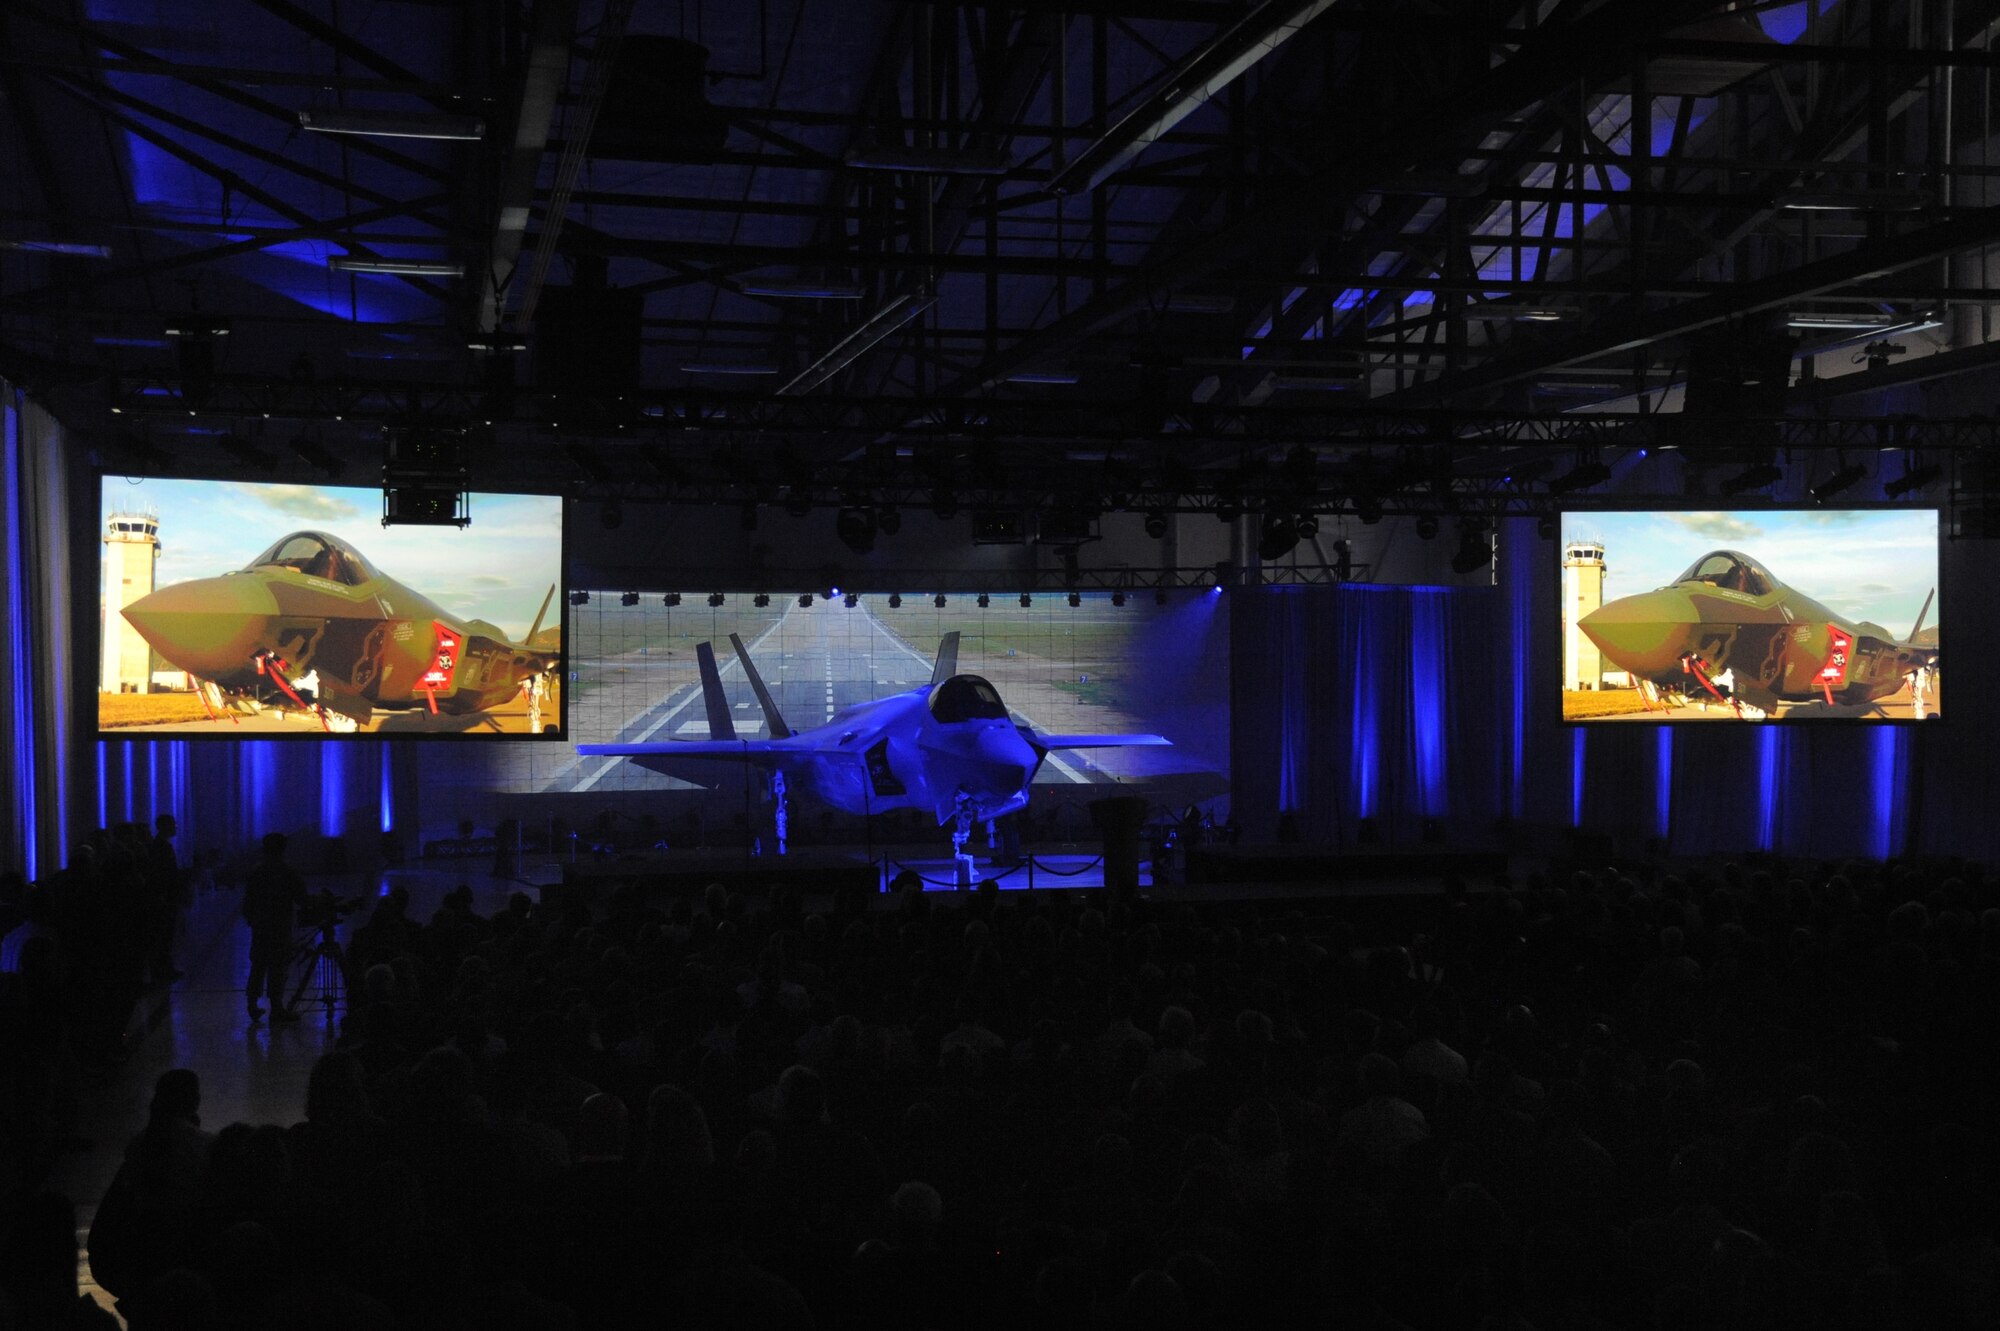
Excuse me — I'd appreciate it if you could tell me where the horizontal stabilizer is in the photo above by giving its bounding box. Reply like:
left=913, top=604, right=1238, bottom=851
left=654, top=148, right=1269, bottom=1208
left=1032, top=733, right=1173, bottom=749
left=729, top=632, right=791, bottom=738
left=696, top=642, right=737, bottom=741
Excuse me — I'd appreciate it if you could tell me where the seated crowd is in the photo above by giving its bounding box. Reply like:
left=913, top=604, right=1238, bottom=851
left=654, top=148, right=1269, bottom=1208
left=4, top=852, right=2000, bottom=1328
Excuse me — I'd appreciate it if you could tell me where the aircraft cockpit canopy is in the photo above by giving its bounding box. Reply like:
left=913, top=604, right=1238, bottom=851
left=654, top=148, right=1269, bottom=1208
left=1675, top=550, right=1772, bottom=597
left=245, top=531, right=376, bottom=587
left=929, top=674, right=1008, bottom=723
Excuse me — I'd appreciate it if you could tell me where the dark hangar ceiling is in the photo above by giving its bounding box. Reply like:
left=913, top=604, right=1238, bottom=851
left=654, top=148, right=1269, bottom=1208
left=4, top=0, right=2000, bottom=514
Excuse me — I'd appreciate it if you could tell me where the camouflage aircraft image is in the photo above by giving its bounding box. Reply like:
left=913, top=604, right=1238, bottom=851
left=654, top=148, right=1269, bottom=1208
left=579, top=630, right=1169, bottom=863
left=1578, top=548, right=1937, bottom=716
left=121, top=530, right=560, bottom=730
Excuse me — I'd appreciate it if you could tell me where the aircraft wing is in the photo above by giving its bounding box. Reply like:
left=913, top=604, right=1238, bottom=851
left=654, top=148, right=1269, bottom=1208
left=576, top=739, right=826, bottom=766
left=1028, top=732, right=1172, bottom=749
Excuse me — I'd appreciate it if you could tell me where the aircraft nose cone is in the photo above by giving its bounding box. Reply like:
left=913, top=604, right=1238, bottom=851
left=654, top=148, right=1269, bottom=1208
left=122, top=576, right=278, bottom=678
left=1578, top=591, right=1695, bottom=677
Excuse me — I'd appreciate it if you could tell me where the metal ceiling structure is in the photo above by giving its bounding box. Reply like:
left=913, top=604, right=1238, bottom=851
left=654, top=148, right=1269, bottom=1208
left=5, top=0, right=2000, bottom=512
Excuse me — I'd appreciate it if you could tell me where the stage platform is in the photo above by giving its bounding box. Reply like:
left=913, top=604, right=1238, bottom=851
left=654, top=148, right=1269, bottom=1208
left=550, top=841, right=1516, bottom=915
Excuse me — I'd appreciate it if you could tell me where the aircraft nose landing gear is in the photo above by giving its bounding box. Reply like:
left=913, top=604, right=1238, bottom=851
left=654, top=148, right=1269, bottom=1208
left=950, top=790, right=977, bottom=890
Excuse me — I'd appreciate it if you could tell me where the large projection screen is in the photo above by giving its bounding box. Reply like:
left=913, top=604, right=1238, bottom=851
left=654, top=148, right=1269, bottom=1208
left=96, top=477, right=565, bottom=738
left=1558, top=508, right=1940, bottom=723
left=548, top=590, right=1230, bottom=799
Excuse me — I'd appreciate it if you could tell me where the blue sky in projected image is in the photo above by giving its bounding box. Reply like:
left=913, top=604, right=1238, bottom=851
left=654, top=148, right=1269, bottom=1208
left=102, top=479, right=562, bottom=639
left=1563, top=509, right=1940, bottom=634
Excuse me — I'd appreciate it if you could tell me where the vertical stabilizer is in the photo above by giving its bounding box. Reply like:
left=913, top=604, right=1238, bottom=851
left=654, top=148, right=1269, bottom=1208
left=1907, top=588, right=1935, bottom=643
left=728, top=632, right=791, bottom=738
left=695, top=642, right=737, bottom=740
left=526, top=585, right=556, bottom=644
left=929, top=631, right=961, bottom=688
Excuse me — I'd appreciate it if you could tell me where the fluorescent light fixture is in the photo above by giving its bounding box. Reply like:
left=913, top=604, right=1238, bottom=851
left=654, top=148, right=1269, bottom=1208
left=739, top=280, right=867, bottom=300
left=163, top=324, right=229, bottom=338
left=466, top=339, right=527, bottom=353
left=1163, top=293, right=1237, bottom=315
left=328, top=256, right=464, bottom=277
left=344, top=345, right=456, bottom=362
left=1466, top=302, right=1573, bottom=322
left=1535, top=381, right=1612, bottom=395
left=300, top=108, right=485, bottom=141
left=0, top=238, right=111, bottom=257
left=91, top=335, right=168, bottom=348
left=779, top=293, right=936, bottom=396
left=680, top=362, right=780, bottom=375
left=1775, top=188, right=1930, bottom=212
left=1376, top=169, right=1486, bottom=198
left=1006, top=371, right=1080, bottom=385
left=1271, top=373, right=1364, bottom=390
left=1786, top=312, right=1901, bottom=330
left=843, top=145, right=1010, bottom=175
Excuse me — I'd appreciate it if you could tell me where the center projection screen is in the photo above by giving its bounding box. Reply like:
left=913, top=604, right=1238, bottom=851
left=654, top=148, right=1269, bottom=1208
left=96, top=476, right=564, bottom=738
left=547, top=590, right=1229, bottom=804
left=1558, top=508, right=1940, bottom=723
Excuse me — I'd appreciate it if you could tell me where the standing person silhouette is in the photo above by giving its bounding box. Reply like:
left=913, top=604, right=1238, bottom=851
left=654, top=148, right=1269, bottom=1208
left=241, top=833, right=305, bottom=1024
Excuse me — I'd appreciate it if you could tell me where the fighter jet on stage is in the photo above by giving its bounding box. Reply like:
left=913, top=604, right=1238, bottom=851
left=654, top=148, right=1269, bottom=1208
left=122, top=530, right=560, bottom=729
left=578, top=631, right=1169, bottom=859
left=1579, top=548, right=1936, bottom=715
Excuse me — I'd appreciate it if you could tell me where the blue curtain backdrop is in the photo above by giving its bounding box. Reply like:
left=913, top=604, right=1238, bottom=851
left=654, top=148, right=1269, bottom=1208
left=1230, top=583, right=1507, bottom=845
left=1231, top=519, right=1984, bottom=860
left=1, top=382, right=73, bottom=880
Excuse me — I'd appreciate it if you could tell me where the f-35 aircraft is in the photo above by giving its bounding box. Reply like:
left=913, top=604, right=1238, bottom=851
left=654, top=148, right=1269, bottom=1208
left=122, top=530, right=560, bottom=728
left=578, top=631, right=1169, bottom=854
left=1579, top=548, right=1937, bottom=714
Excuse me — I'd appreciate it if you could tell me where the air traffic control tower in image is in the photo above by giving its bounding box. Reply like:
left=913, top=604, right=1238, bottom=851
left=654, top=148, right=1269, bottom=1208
left=101, top=510, right=160, bottom=693
left=1563, top=539, right=1606, bottom=691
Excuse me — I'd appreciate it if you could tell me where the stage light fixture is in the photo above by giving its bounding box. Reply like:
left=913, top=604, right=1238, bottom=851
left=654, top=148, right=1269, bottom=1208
left=1415, top=515, right=1440, bottom=540
left=1356, top=495, right=1385, bottom=525
left=876, top=506, right=902, bottom=536
left=934, top=594, right=947, bottom=608
left=784, top=489, right=813, bottom=518
left=1258, top=511, right=1301, bottom=561
left=843, top=592, right=858, bottom=608
left=754, top=593, right=770, bottom=608
left=798, top=593, right=814, bottom=607
left=1144, top=508, right=1169, bottom=539
left=1537, top=516, right=1556, bottom=540
left=707, top=592, right=725, bottom=607
left=1068, top=591, right=1082, bottom=607
left=1112, top=591, right=1126, bottom=607
left=1884, top=460, right=1942, bottom=497
left=835, top=504, right=877, bottom=554
left=663, top=592, right=682, bottom=606
left=1214, top=496, right=1242, bottom=524
left=1721, top=462, right=1784, bottom=495
left=1810, top=461, right=1867, bottom=501
left=931, top=489, right=959, bottom=520
left=620, top=591, right=640, bottom=607
left=1451, top=523, right=1492, bottom=575
left=1296, top=513, right=1319, bottom=540
left=1019, top=593, right=1032, bottom=608
left=569, top=591, right=589, bottom=605
left=1549, top=460, right=1612, bottom=495
left=977, top=593, right=990, bottom=608
left=888, top=592, right=902, bottom=608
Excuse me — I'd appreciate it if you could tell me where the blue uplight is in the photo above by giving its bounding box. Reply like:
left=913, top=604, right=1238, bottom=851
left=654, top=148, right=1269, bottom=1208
left=1654, top=728, right=1673, bottom=840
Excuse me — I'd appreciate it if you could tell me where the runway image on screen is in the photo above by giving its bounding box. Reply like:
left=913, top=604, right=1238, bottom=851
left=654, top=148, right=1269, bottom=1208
left=544, top=591, right=1229, bottom=807
left=96, top=478, right=564, bottom=737
left=1559, top=509, right=1940, bottom=723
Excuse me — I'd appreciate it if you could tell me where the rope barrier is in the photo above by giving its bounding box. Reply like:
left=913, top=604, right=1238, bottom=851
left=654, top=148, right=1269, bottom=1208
left=1026, top=854, right=1106, bottom=878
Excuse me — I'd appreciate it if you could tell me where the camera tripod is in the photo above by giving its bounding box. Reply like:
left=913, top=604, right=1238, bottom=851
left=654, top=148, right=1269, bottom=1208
left=288, top=896, right=358, bottom=1021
